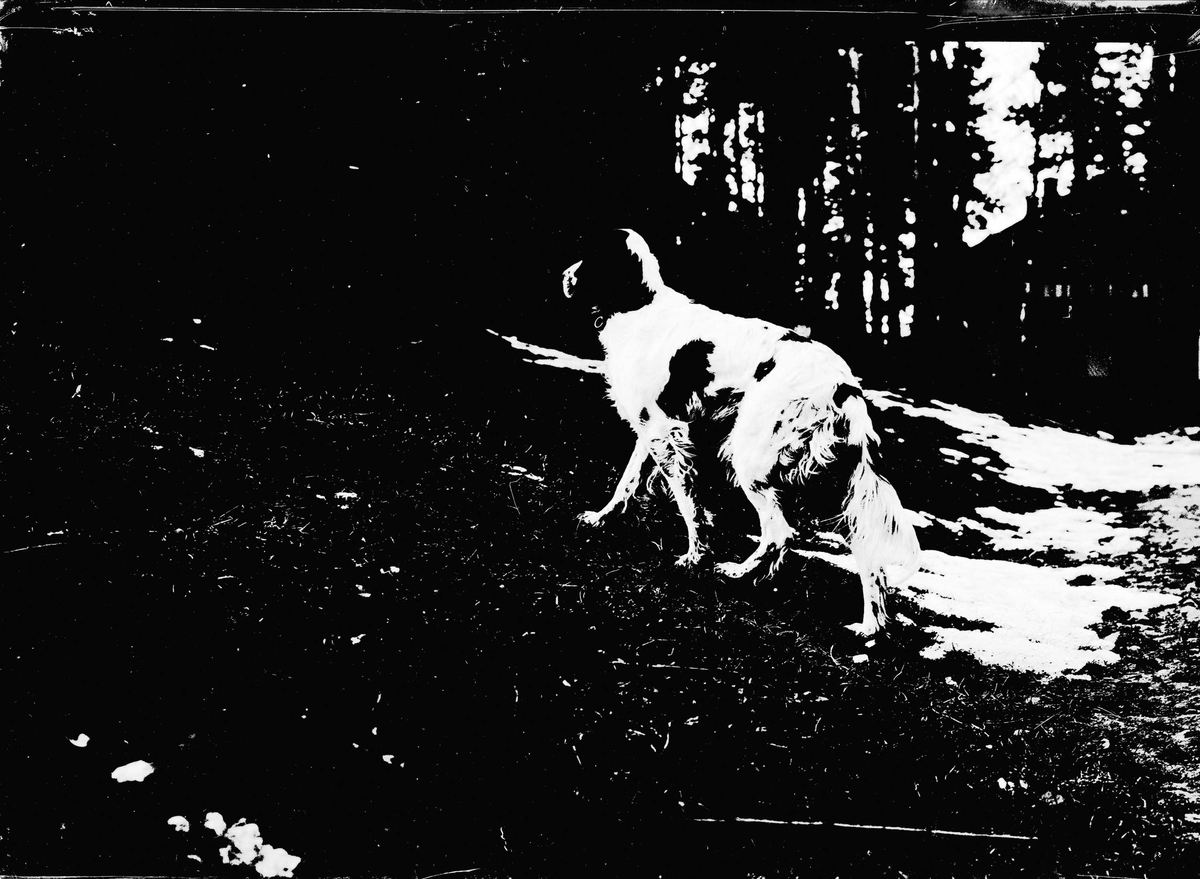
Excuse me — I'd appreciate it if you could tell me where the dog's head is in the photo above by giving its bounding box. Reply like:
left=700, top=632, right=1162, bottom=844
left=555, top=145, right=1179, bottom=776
left=562, top=228, right=665, bottom=326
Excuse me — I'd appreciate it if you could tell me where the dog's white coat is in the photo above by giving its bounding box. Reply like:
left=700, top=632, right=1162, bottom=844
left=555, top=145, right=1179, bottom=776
left=565, top=230, right=920, bottom=635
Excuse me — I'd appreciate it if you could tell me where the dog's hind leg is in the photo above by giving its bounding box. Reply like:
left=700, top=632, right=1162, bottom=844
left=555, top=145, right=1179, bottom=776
left=847, top=559, right=889, bottom=637
left=579, top=435, right=650, bottom=526
left=713, top=482, right=794, bottom=579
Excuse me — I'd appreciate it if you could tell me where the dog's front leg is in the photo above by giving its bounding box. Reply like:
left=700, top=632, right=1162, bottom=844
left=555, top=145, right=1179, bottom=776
left=713, top=483, right=794, bottom=579
left=579, top=435, right=650, bottom=526
left=646, top=423, right=705, bottom=567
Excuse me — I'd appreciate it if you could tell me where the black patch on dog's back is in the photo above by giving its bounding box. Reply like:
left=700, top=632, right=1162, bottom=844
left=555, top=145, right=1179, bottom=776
left=781, top=329, right=809, bottom=343
left=833, top=383, right=863, bottom=408
left=657, top=339, right=715, bottom=421
left=754, top=358, right=776, bottom=381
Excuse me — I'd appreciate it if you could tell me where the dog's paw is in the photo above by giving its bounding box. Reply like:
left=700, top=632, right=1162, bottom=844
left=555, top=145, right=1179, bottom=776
left=845, top=621, right=882, bottom=638
left=714, top=560, right=754, bottom=579
left=675, top=547, right=705, bottom=567
left=578, top=510, right=605, bottom=527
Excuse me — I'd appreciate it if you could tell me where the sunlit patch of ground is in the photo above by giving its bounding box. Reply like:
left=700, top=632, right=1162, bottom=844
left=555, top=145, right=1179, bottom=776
left=869, top=392, right=1200, bottom=493
left=797, top=546, right=1168, bottom=675
left=852, top=391, right=1197, bottom=677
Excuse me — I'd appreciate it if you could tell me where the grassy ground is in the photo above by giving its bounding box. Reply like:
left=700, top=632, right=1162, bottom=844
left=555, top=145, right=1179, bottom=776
left=3, top=328, right=1200, bottom=878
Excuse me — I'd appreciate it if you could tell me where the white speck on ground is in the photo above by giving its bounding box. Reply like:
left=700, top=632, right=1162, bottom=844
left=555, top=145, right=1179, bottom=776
left=503, top=463, right=544, bottom=481
left=204, top=812, right=301, bottom=877
left=111, top=760, right=154, bottom=782
left=168, top=815, right=190, bottom=832
left=256, top=843, right=303, bottom=877
left=221, top=820, right=262, bottom=865
left=204, top=811, right=228, bottom=835
left=68, top=733, right=89, bottom=747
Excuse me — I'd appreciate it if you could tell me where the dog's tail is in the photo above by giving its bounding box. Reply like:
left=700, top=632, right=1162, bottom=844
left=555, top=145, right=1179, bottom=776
left=836, top=385, right=921, bottom=584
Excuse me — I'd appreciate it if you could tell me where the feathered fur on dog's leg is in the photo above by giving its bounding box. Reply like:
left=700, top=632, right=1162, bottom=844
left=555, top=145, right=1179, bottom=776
left=645, top=420, right=706, bottom=567
left=713, top=398, right=795, bottom=580
left=848, top=568, right=889, bottom=638
left=713, top=483, right=794, bottom=579
left=579, top=435, right=650, bottom=526
left=837, top=390, right=921, bottom=636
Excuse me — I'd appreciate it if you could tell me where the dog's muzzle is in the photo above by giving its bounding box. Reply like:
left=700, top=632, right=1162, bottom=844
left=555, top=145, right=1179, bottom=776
left=562, top=260, right=582, bottom=298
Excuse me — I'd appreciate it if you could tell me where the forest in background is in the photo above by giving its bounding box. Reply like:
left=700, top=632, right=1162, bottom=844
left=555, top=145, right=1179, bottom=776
left=3, top=14, right=1196, bottom=411
left=662, top=37, right=1193, bottom=391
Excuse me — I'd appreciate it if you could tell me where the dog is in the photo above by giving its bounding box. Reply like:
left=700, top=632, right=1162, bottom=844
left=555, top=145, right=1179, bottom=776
left=561, top=228, right=920, bottom=635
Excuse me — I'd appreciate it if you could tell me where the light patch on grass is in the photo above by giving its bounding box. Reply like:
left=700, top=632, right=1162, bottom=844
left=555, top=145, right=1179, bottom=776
left=972, top=505, right=1146, bottom=557
left=869, top=392, right=1200, bottom=493
left=111, top=760, right=154, bottom=782
left=255, top=844, right=303, bottom=878
left=797, top=548, right=1175, bottom=675
left=205, top=811, right=301, bottom=877
left=222, top=820, right=262, bottom=866
left=1139, top=485, right=1200, bottom=555
left=68, top=733, right=89, bottom=747
left=204, top=811, right=227, bottom=835
left=913, top=510, right=966, bottom=534
left=910, top=550, right=1172, bottom=674
left=503, top=463, right=544, bottom=481
left=857, top=392, right=1197, bottom=671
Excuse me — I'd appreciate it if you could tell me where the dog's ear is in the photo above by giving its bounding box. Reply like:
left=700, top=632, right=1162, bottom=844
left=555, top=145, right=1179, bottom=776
left=564, top=228, right=657, bottom=322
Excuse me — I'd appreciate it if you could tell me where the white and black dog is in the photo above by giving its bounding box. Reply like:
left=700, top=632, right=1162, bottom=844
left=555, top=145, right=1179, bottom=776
left=562, top=228, right=920, bottom=635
